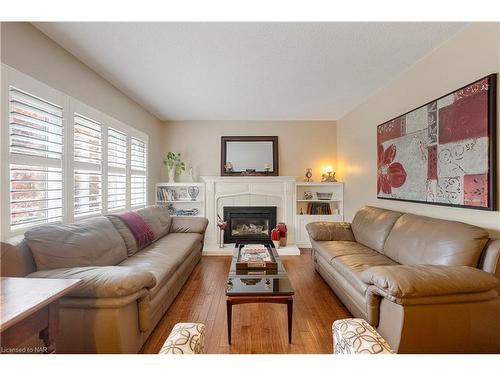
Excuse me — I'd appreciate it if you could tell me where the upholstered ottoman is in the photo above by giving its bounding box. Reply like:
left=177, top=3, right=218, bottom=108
left=159, top=323, right=206, bottom=354
left=332, top=318, right=393, bottom=354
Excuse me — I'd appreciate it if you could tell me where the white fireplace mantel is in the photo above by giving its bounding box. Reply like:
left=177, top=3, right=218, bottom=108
left=200, top=176, right=300, bottom=255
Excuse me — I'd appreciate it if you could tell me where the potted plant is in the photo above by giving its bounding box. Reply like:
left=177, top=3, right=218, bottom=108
left=163, top=152, right=185, bottom=182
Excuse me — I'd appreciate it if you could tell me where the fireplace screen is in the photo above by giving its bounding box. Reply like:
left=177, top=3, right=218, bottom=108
left=223, top=206, right=277, bottom=243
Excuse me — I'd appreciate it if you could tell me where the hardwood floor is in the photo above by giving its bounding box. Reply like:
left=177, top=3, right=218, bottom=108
left=140, top=249, right=352, bottom=354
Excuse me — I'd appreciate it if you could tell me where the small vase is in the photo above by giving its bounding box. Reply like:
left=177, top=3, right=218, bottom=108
left=168, top=168, right=175, bottom=183
left=188, top=186, right=200, bottom=201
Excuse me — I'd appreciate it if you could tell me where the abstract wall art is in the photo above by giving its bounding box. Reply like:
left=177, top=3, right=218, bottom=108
left=377, top=74, right=497, bottom=210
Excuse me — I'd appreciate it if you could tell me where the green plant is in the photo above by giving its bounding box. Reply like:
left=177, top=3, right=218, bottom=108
left=163, top=152, right=186, bottom=175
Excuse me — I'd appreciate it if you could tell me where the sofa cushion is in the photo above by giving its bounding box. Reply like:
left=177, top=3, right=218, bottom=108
left=383, top=213, right=489, bottom=267
left=351, top=206, right=402, bottom=253
left=135, top=206, right=172, bottom=240
left=306, top=222, right=355, bottom=242
left=119, top=232, right=203, bottom=298
left=27, top=266, right=156, bottom=298
left=330, top=251, right=398, bottom=295
left=24, top=217, right=127, bottom=271
left=170, top=217, right=209, bottom=234
left=313, top=240, right=375, bottom=264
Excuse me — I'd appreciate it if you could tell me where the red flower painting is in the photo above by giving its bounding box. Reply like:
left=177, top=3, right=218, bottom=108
left=377, top=144, right=407, bottom=194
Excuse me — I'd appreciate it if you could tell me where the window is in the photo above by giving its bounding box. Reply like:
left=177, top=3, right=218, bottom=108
left=2, top=66, right=149, bottom=239
left=130, top=137, right=147, bottom=207
left=107, top=128, right=127, bottom=211
left=8, top=87, right=64, bottom=231
left=73, top=113, right=102, bottom=217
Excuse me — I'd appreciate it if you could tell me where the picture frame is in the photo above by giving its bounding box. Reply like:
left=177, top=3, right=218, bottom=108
left=177, top=187, right=190, bottom=201
left=376, top=74, right=497, bottom=211
left=221, top=136, right=279, bottom=176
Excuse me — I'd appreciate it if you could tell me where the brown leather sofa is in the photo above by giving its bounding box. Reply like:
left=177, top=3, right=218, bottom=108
left=306, top=206, right=500, bottom=353
left=0, top=206, right=208, bottom=353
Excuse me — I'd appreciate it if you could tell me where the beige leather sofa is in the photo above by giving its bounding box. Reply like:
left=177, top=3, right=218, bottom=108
left=0, top=206, right=208, bottom=354
left=306, top=206, right=500, bottom=353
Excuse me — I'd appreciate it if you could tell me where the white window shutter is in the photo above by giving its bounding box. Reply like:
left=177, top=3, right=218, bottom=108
left=107, top=127, right=127, bottom=211
left=73, top=113, right=102, bottom=217
left=8, top=87, right=64, bottom=230
left=130, top=137, right=147, bottom=207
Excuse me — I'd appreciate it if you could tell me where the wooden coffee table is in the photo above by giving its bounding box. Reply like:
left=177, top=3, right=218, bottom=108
left=225, top=241, right=294, bottom=344
left=0, top=277, right=82, bottom=354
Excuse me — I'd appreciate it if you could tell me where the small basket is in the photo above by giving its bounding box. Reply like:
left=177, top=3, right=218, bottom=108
left=316, top=192, right=333, bottom=200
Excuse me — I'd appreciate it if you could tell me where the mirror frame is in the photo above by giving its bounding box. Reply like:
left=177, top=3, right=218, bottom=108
left=221, top=136, right=279, bottom=176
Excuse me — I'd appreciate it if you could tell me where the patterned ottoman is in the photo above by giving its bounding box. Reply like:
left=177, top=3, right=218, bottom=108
left=332, top=318, right=393, bottom=354
left=159, top=323, right=206, bottom=354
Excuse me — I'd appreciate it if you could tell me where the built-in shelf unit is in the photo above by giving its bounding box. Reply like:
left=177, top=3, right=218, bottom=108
left=155, top=182, right=205, bottom=217
left=295, top=182, right=344, bottom=247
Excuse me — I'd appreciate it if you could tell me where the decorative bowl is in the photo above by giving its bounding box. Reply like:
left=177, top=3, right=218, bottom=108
left=316, top=192, right=333, bottom=200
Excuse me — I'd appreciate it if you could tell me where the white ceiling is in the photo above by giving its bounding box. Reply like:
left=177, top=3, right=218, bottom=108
left=33, top=22, right=466, bottom=121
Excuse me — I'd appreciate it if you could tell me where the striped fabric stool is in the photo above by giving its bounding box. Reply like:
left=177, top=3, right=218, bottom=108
left=332, top=318, right=393, bottom=354
left=159, top=323, right=206, bottom=354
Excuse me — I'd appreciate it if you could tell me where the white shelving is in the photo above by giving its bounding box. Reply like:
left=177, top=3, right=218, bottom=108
left=295, top=182, right=344, bottom=247
left=155, top=179, right=343, bottom=249
left=156, top=182, right=205, bottom=217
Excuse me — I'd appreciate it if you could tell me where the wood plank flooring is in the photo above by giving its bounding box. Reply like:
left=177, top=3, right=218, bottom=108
left=140, top=249, right=352, bottom=354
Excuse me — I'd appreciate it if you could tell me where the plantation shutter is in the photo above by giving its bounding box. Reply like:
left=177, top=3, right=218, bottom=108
left=73, top=113, right=102, bottom=216
left=130, top=137, right=147, bottom=207
left=107, top=127, right=127, bottom=211
left=9, top=87, right=64, bottom=230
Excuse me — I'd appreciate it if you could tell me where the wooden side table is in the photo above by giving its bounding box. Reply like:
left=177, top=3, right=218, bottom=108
left=0, top=277, right=82, bottom=354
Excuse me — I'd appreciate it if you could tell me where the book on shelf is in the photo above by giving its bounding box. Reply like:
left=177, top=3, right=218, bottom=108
left=306, top=202, right=332, bottom=215
left=156, top=186, right=175, bottom=201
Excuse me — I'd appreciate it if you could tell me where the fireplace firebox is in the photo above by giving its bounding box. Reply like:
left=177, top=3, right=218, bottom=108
left=223, top=206, right=277, bottom=243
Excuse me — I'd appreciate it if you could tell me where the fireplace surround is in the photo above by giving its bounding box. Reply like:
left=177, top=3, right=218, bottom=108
left=201, top=175, right=299, bottom=255
left=223, top=206, right=277, bottom=243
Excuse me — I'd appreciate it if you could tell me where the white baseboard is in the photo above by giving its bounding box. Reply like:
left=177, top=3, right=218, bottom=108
left=202, top=243, right=301, bottom=256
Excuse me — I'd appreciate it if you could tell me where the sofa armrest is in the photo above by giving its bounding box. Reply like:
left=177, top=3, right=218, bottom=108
left=481, top=239, right=500, bottom=293
left=28, top=266, right=156, bottom=298
left=361, top=264, right=499, bottom=300
left=170, top=217, right=209, bottom=234
left=305, top=222, right=355, bottom=242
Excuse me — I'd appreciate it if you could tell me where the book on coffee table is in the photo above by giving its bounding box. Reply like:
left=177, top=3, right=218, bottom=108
left=236, top=244, right=278, bottom=270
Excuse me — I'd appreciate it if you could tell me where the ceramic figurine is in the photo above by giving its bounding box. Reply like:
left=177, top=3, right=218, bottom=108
left=224, top=162, right=233, bottom=172
left=321, top=171, right=337, bottom=182
left=304, top=168, right=313, bottom=182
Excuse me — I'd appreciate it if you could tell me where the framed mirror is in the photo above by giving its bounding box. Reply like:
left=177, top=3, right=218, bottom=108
left=221, top=136, right=279, bottom=176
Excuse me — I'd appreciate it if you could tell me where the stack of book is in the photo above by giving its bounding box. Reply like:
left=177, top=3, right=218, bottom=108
left=306, top=202, right=332, bottom=215
left=157, top=187, right=175, bottom=201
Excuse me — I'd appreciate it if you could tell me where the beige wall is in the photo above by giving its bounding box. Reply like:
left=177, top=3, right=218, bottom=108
left=161, top=121, right=337, bottom=182
left=0, top=22, right=163, bottom=203
left=337, top=23, right=500, bottom=236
